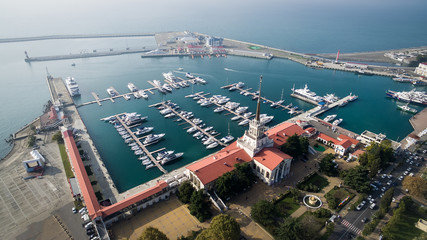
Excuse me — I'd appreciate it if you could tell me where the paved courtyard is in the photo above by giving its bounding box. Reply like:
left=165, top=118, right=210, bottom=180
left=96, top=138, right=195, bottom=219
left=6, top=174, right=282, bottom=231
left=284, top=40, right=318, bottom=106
left=0, top=136, right=72, bottom=239
left=112, top=195, right=208, bottom=240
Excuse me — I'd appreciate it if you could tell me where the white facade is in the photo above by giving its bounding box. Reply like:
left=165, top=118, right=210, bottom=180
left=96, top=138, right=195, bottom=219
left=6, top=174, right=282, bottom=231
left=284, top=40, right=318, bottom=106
left=237, top=119, right=274, bottom=157
left=357, top=130, right=386, bottom=145
left=253, top=159, right=291, bottom=186
left=415, top=63, right=427, bottom=77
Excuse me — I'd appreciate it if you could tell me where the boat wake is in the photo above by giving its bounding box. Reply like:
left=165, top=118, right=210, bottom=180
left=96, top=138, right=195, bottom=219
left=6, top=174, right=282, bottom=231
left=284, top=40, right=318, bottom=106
left=224, top=67, right=239, bottom=72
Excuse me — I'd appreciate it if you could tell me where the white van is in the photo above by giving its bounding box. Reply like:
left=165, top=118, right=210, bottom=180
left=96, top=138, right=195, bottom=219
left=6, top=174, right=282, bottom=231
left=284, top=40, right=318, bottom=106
left=370, top=203, right=376, bottom=209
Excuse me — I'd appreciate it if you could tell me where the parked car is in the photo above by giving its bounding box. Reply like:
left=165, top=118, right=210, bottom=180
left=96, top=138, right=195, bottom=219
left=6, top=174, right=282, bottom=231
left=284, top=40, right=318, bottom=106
left=361, top=217, right=368, bottom=223
left=72, top=207, right=77, bottom=214
left=370, top=203, right=376, bottom=209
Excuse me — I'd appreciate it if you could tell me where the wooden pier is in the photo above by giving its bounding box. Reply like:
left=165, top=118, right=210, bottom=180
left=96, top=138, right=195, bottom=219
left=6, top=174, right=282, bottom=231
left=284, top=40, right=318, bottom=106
left=91, top=92, right=102, bottom=106
left=113, top=113, right=167, bottom=174
left=158, top=102, right=227, bottom=147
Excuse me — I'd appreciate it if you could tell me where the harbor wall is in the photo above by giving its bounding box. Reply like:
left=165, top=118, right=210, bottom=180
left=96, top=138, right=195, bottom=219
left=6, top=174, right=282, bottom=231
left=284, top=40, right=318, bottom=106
left=0, top=33, right=155, bottom=43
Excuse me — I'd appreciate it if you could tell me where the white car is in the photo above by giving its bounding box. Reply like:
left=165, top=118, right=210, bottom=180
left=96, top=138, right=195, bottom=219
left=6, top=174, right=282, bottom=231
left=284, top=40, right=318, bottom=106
left=403, top=171, right=409, bottom=176
left=398, top=176, right=403, bottom=180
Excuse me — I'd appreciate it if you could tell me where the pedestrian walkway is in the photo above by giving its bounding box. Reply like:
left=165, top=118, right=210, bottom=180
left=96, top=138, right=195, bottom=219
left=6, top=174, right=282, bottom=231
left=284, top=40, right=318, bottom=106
left=341, top=219, right=362, bottom=235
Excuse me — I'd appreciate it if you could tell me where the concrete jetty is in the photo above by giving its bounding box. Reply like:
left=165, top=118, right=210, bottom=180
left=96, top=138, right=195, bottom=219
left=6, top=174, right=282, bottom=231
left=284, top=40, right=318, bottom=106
left=1, top=32, right=155, bottom=43
left=25, top=48, right=153, bottom=62
left=113, top=113, right=167, bottom=174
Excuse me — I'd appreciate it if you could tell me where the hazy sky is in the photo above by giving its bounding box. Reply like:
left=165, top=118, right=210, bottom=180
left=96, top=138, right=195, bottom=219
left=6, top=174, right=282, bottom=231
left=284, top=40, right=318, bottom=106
left=1, top=0, right=426, bottom=38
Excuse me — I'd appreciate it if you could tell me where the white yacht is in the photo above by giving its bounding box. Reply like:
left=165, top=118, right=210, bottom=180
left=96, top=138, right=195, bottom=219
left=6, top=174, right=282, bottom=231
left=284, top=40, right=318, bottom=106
left=187, top=126, right=197, bottom=133
left=195, top=77, right=207, bottom=84
left=214, top=107, right=224, bottom=113
left=203, top=138, right=216, bottom=146
left=143, top=133, right=165, bottom=145
left=235, top=106, right=248, bottom=114
left=231, top=115, right=241, bottom=121
left=185, top=72, right=195, bottom=79
left=123, top=94, right=131, bottom=100
left=138, top=90, right=148, bottom=99
left=162, top=84, right=173, bottom=92
left=127, top=83, right=138, bottom=92
left=332, top=118, right=343, bottom=125
left=135, top=126, right=153, bottom=136
left=292, top=84, right=324, bottom=102
left=162, top=72, right=178, bottom=82
left=156, top=150, right=175, bottom=161
left=323, top=114, right=337, bottom=122
left=238, top=119, right=249, bottom=126
left=161, top=152, right=184, bottom=165
left=133, top=91, right=141, bottom=99
left=64, top=77, right=80, bottom=96
left=220, top=135, right=234, bottom=144
left=206, top=142, right=219, bottom=149
left=107, top=87, right=117, bottom=97
left=260, top=115, right=274, bottom=124
left=236, top=82, right=245, bottom=88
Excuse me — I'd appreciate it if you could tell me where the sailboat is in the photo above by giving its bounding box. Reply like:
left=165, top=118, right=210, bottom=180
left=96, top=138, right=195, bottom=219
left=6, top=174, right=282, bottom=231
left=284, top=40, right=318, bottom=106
left=220, top=122, right=235, bottom=144
left=271, top=89, right=284, bottom=107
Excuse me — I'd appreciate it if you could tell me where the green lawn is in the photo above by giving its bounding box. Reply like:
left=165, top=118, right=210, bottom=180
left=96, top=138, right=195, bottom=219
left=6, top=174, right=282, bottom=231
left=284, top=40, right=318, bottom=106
left=275, top=196, right=300, bottom=218
left=58, top=143, right=74, bottom=179
left=325, top=187, right=354, bottom=210
left=314, top=145, right=326, bottom=152
left=298, top=172, right=329, bottom=192
left=385, top=208, right=424, bottom=240
left=249, top=46, right=262, bottom=50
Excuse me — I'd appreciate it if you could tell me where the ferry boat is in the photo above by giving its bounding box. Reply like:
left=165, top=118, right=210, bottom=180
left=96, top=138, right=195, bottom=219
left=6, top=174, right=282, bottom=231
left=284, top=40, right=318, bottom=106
left=161, top=152, right=184, bottom=165
left=127, top=83, right=138, bottom=92
left=185, top=72, right=195, bottom=79
left=397, top=103, right=417, bottom=114
left=292, top=84, right=324, bottom=102
left=135, top=127, right=153, bottom=136
left=138, top=90, right=148, bottom=99
left=64, top=77, right=80, bottom=96
left=323, top=114, right=337, bottom=122
left=386, top=90, right=427, bottom=105
left=332, top=118, right=343, bottom=126
left=143, top=133, right=165, bottom=145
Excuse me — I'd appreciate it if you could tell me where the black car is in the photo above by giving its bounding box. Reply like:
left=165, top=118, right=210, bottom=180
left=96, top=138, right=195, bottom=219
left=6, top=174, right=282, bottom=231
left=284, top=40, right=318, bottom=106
left=347, top=233, right=356, bottom=239
left=86, top=229, right=95, bottom=235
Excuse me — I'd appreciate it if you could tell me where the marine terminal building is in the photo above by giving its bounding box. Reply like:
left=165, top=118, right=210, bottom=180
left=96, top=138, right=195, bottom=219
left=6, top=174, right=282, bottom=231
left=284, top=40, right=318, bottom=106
left=60, top=76, right=306, bottom=238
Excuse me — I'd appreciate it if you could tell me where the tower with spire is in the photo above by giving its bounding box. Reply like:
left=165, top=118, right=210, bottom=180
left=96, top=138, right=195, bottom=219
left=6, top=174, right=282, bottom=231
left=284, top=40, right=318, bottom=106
left=237, top=75, right=274, bottom=157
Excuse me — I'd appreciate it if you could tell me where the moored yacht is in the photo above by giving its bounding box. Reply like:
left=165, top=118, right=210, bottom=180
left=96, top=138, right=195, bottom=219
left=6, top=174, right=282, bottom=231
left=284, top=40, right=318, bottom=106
left=323, top=114, right=337, bottom=122
left=332, top=118, right=343, bottom=125
left=138, top=90, right=148, bottom=99
left=128, top=83, right=138, bottom=92
left=143, top=133, right=165, bottom=145
left=185, top=72, right=195, bottom=79
left=161, top=152, right=184, bottom=165
left=64, top=77, right=80, bottom=96
left=135, top=126, right=153, bottom=136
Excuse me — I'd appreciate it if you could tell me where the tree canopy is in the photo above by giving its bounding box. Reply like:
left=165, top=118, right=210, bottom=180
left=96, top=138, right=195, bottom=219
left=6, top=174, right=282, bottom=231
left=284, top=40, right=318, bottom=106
left=250, top=200, right=276, bottom=226
left=178, top=181, right=195, bottom=204
left=196, top=214, right=240, bottom=240
left=358, top=141, right=394, bottom=178
left=138, top=227, right=169, bottom=240
left=402, top=176, right=427, bottom=199
left=275, top=217, right=302, bottom=240
left=188, top=190, right=212, bottom=222
left=280, top=134, right=309, bottom=159
left=340, top=166, right=371, bottom=193
left=215, top=162, right=256, bottom=200
left=319, top=154, right=338, bottom=176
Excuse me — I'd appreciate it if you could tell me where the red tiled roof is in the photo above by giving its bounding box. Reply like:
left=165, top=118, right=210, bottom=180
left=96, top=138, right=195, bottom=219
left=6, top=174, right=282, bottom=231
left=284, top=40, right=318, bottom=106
left=253, top=148, right=292, bottom=171
left=317, top=133, right=339, bottom=145
left=101, top=181, right=169, bottom=217
left=49, top=106, right=58, bottom=120
left=338, top=134, right=359, bottom=146
left=186, top=142, right=252, bottom=185
left=265, top=122, right=306, bottom=147
left=352, top=149, right=365, bottom=157
left=63, top=130, right=102, bottom=219
left=306, top=127, right=316, bottom=133
left=337, top=139, right=352, bottom=149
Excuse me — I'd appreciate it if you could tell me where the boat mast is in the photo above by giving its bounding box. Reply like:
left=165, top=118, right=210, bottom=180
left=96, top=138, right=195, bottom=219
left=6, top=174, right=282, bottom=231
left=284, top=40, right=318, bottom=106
left=280, top=88, right=284, bottom=101
left=255, top=75, right=263, bottom=122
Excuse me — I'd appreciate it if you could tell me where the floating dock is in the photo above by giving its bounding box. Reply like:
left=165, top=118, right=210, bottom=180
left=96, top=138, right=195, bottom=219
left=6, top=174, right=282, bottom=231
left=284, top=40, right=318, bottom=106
left=113, top=113, right=167, bottom=174
left=223, top=84, right=303, bottom=114
left=156, top=101, right=227, bottom=147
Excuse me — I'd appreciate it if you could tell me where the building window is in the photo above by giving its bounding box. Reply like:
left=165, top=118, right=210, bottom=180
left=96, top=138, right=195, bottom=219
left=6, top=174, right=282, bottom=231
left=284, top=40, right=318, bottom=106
left=261, top=169, right=264, bottom=175
left=266, top=172, right=270, bottom=178
left=257, top=166, right=260, bottom=172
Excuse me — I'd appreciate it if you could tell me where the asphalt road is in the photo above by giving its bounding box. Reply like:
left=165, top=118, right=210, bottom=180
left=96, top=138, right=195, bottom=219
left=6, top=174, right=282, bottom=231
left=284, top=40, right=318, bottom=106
left=330, top=149, right=426, bottom=240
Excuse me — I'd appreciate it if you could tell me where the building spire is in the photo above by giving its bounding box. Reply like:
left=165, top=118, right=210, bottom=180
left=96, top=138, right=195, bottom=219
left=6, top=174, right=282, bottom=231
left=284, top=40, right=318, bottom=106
left=255, top=75, right=263, bottom=121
